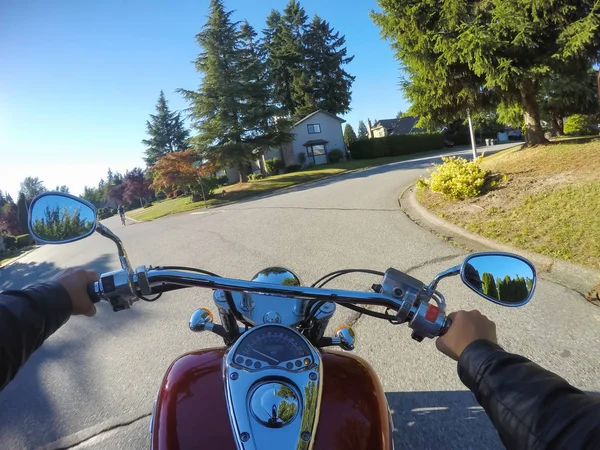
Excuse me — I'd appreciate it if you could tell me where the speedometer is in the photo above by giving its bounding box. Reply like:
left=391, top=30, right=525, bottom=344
left=232, top=326, right=313, bottom=371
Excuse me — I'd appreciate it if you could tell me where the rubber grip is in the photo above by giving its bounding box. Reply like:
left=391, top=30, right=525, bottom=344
left=440, top=317, right=452, bottom=335
left=87, top=282, right=101, bottom=304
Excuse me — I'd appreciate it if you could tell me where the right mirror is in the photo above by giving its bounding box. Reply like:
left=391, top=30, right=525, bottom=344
left=461, top=252, right=536, bottom=306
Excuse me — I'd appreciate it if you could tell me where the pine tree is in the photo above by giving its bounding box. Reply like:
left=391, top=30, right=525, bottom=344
left=142, top=91, right=190, bottom=166
left=482, top=272, right=499, bottom=300
left=17, top=192, right=28, bottom=234
left=357, top=120, right=368, bottom=139
left=343, top=124, right=357, bottom=146
left=300, top=15, right=354, bottom=115
left=179, top=0, right=291, bottom=182
left=372, top=0, right=600, bottom=146
left=263, top=1, right=307, bottom=116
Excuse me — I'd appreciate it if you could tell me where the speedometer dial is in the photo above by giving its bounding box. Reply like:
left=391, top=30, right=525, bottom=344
left=233, top=326, right=313, bottom=370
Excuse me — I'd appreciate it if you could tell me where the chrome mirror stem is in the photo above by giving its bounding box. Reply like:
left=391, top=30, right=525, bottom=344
left=427, top=265, right=461, bottom=295
left=96, top=222, right=133, bottom=273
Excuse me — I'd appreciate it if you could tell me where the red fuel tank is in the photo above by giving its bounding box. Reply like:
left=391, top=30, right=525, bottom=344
left=151, top=347, right=392, bottom=450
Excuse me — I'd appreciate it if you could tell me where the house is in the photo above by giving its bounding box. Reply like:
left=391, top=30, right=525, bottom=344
left=280, top=110, right=347, bottom=166
left=220, top=110, right=347, bottom=182
left=367, top=116, right=422, bottom=138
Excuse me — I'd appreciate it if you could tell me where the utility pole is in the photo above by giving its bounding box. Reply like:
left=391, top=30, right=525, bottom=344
left=467, top=111, right=477, bottom=160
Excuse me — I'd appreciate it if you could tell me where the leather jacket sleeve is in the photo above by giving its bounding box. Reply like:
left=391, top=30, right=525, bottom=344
left=458, top=339, right=600, bottom=450
left=0, top=282, right=72, bottom=391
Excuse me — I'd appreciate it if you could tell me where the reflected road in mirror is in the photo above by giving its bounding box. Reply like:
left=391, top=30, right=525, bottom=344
left=462, top=254, right=535, bottom=305
left=29, top=194, right=96, bottom=243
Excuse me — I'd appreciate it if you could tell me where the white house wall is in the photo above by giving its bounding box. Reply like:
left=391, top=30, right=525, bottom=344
left=291, top=111, right=346, bottom=165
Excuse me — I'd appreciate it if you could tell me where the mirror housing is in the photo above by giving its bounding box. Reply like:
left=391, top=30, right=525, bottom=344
left=461, top=252, right=536, bottom=307
left=28, top=192, right=97, bottom=244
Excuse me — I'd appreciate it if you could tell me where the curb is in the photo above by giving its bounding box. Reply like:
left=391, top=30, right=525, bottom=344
left=399, top=184, right=600, bottom=301
left=0, top=246, right=39, bottom=270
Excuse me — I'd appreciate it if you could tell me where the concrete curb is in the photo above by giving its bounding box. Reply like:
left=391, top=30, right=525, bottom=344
left=399, top=184, right=600, bottom=300
left=0, top=246, right=39, bottom=270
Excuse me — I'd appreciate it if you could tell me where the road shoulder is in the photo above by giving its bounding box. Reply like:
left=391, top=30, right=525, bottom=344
left=399, top=184, right=600, bottom=303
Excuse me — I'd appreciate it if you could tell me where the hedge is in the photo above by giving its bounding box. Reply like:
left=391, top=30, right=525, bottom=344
left=16, top=234, right=33, bottom=248
left=348, top=133, right=445, bottom=159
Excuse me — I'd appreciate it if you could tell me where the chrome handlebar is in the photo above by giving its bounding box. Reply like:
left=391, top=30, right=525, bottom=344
left=92, top=266, right=450, bottom=340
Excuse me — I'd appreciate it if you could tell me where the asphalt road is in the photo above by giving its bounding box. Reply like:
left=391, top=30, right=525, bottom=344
left=1, top=145, right=599, bottom=450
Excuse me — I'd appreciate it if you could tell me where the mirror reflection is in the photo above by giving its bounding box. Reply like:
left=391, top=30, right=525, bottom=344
left=462, top=254, right=535, bottom=305
left=29, top=195, right=96, bottom=243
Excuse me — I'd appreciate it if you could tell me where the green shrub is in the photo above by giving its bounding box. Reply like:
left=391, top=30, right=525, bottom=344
left=155, top=191, right=167, bottom=200
left=193, top=177, right=220, bottom=195
left=248, top=173, right=264, bottom=181
left=97, top=207, right=114, bottom=220
left=217, top=175, right=229, bottom=186
left=328, top=149, right=344, bottom=163
left=143, top=202, right=154, bottom=209
left=285, top=164, right=302, bottom=173
left=265, top=158, right=284, bottom=175
left=427, top=156, right=487, bottom=200
left=298, top=152, right=306, bottom=165
left=3, top=235, right=17, bottom=251
left=564, top=114, right=597, bottom=135
left=349, top=133, right=445, bottom=159
left=15, top=234, right=33, bottom=248
left=173, top=189, right=184, bottom=198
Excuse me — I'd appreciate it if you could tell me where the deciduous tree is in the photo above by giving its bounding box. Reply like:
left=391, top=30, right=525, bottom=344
left=19, top=177, right=46, bottom=203
left=151, top=150, right=199, bottom=192
left=122, top=168, right=152, bottom=208
left=0, top=203, right=19, bottom=235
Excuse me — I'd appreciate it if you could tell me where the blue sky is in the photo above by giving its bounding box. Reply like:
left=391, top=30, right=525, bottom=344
left=0, top=0, right=409, bottom=198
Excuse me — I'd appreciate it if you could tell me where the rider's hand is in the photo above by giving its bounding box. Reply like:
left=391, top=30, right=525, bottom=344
left=435, top=310, right=497, bottom=361
left=51, top=268, right=99, bottom=317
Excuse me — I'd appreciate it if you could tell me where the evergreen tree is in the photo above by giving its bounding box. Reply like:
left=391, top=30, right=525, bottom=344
left=0, top=190, right=6, bottom=209
left=481, top=272, right=499, bottom=300
left=179, top=0, right=291, bottom=182
left=17, top=192, right=28, bottom=234
left=142, top=91, right=190, bottom=166
left=372, top=0, right=600, bottom=146
left=55, top=185, right=70, bottom=193
left=300, top=15, right=354, bottom=115
left=357, top=120, right=368, bottom=139
left=263, top=1, right=308, bottom=116
left=343, top=124, right=357, bottom=146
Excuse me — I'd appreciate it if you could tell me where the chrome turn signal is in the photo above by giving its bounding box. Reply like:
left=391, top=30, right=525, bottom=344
left=189, top=308, right=214, bottom=332
left=335, top=325, right=356, bottom=351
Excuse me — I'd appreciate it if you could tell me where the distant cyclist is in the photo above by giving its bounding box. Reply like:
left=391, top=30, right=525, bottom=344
left=117, top=205, right=126, bottom=226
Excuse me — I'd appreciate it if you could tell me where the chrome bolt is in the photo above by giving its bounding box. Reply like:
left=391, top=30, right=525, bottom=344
left=393, top=287, right=404, bottom=298
left=240, top=432, right=250, bottom=442
left=309, top=372, right=317, bottom=381
left=230, top=372, right=239, bottom=380
left=301, top=431, right=311, bottom=441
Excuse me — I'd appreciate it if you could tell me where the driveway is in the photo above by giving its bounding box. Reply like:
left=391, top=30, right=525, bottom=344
left=1, top=145, right=598, bottom=449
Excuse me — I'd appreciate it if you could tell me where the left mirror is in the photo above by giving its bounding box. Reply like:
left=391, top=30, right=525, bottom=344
left=28, top=193, right=97, bottom=244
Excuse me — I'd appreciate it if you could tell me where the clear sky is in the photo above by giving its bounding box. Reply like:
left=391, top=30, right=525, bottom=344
left=0, top=0, right=409, bottom=199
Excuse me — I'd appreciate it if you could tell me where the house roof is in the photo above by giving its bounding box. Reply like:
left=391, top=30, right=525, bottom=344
left=373, top=116, right=420, bottom=135
left=302, top=139, right=329, bottom=146
left=294, top=110, right=346, bottom=127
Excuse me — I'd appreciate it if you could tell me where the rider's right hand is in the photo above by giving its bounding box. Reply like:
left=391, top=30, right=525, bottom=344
left=435, top=310, right=497, bottom=361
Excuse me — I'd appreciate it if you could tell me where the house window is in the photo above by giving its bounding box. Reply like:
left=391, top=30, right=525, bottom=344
left=307, top=124, right=321, bottom=134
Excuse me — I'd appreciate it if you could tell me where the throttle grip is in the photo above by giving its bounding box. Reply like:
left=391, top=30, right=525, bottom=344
left=440, top=317, right=452, bottom=335
left=87, top=282, right=101, bottom=304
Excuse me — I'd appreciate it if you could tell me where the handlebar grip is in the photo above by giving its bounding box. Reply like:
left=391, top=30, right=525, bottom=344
left=440, top=317, right=452, bottom=336
left=87, top=282, right=101, bottom=304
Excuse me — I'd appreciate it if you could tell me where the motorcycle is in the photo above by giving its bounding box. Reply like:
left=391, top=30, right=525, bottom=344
left=28, top=192, right=536, bottom=450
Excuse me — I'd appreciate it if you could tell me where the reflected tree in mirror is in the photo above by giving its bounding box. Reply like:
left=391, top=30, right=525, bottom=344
left=251, top=267, right=302, bottom=286
left=30, top=195, right=96, bottom=242
left=462, top=254, right=535, bottom=305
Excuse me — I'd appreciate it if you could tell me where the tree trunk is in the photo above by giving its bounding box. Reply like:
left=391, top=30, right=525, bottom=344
left=550, top=115, right=564, bottom=136
left=238, top=164, right=249, bottom=183
left=520, top=79, right=549, bottom=146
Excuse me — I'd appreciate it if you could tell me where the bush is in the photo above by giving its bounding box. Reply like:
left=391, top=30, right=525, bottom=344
left=285, top=164, right=302, bottom=173
left=349, top=133, right=445, bottom=159
left=248, top=173, right=264, bottom=181
left=192, top=177, right=220, bottom=196
left=265, top=158, right=284, bottom=175
left=97, top=207, right=114, bottom=220
left=15, top=234, right=33, bottom=248
left=143, top=202, right=154, bottom=208
left=564, top=114, right=597, bottom=135
left=217, top=175, right=229, bottom=186
left=173, top=189, right=184, bottom=198
left=3, top=235, right=17, bottom=252
left=328, top=148, right=344, bottom=163
left=298, top=152, right=306, bottom=165
left=424, top=156, right=487, bottom=200
left=155, top=191, right=167, bottom=200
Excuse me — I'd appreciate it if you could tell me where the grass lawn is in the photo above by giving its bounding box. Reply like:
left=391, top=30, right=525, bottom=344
left=128, top=153, right=438, bottom=221
left=417, top=138, right=600, bottom=269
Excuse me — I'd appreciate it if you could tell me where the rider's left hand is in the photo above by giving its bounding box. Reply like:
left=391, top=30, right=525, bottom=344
left=51, top=268, right=99, bottom=317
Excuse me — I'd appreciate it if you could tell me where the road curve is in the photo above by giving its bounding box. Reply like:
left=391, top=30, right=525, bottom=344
left=1, top=146, right=598, bottom=450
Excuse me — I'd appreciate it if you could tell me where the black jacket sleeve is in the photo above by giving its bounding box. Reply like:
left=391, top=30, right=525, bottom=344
left=0, top=282, right=72, bottom=391
left=458, top=339, right=600, bottom=450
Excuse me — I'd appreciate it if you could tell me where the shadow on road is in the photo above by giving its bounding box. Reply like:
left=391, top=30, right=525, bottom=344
left=0, top=254, right=114, bottom=291
left=386, top=390, right=503, bottom=449
left=0, top=254, right=142, bottom=449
